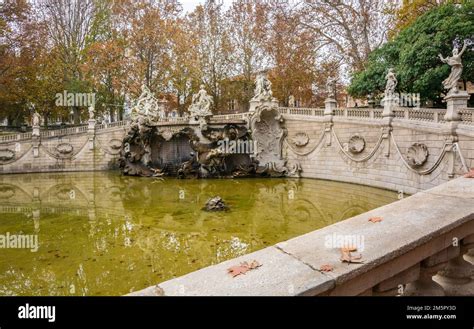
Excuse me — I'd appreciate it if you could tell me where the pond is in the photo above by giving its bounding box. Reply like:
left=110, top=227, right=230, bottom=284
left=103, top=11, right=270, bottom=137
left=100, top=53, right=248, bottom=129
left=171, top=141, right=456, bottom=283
left=0, top=172, right=398, bottom=296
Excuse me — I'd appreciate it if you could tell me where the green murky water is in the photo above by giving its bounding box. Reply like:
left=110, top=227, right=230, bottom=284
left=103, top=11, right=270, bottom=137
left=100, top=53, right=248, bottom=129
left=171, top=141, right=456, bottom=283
left=0, top=172, right=397, bottom=296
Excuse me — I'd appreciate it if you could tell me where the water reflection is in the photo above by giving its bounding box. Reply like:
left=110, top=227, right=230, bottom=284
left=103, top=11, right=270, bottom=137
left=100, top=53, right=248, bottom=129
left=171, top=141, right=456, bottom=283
left=0, top=172, right=398, bottom=295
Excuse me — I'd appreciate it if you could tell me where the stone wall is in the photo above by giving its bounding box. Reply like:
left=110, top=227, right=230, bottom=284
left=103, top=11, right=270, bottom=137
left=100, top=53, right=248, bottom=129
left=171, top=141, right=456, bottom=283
left=283, top=114, right=474, bottom=194
left=0, top=125, right=127, bottom=174
left=1, top=109, right=473, bottom=195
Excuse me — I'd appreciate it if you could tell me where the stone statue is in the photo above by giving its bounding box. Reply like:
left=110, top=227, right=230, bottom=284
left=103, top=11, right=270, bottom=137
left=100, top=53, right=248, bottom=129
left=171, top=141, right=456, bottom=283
left=326, top=77, right=336, bottom=99
left=189, top=84, right=213, bottom=117
left=252, top=72, right=274, bottom=102
left=132, top=84, right=162, bottom=123
left=384, top=68, right=397, bottom=97
left=288, top=95, right=295, bottom=107
left=439, top=40, right=468, bottom=94
left=88, top=105, right=95, bottom=120
left=32, top=111, right=41, bottom=126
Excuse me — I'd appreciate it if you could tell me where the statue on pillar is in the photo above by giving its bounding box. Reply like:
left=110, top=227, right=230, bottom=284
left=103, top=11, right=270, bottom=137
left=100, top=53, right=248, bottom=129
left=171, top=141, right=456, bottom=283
left=288, top=95, right=295, bottom=107
left=32, top=111, right=41, bottom=127
left=384, top=68, right=397, bottom=97
left=189, top=84, right=213, bottom=118
left=439, top=40, right=468, bottom=94
left=32, top=111, right=41, bottom=138
left=252, top=72, right=275, bottom=102
left=326, top=77, right=336, bottom=99
left=88, top=104, right=95, bottom=120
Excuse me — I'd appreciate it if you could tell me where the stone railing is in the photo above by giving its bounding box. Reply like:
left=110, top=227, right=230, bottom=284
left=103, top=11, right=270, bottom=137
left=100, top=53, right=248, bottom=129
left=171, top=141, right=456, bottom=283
left=0, top=131, right=32, bottom=143
left=459, top=109, right=474, bottom=125
left=39, top=125, right=89, bottom=138
left=96, top=120, right=129, bottom=131
left=278, top=106, right=463, bottom=124
left=210, top=113, right=249, bottom=124
left=2, top=106, right=471, bottom=144
left=278, top=107, right=325, bottom=117
left=128, top=176, right=474, bottom=296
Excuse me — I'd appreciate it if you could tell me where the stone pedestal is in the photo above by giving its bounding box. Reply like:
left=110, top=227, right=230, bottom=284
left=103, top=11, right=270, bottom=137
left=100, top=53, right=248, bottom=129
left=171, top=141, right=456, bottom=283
left=381, top=95, right=398, bottom=118
left=249, top=99, right=278, bottom=113
left=32, top=125, right=40, bottom=158
left=88, top=119, right=96, bottom=150
left=324, top=98, right=337, bottom=116
left=444, top=91, right=469, bottom=122
left=323, top=98, right=336, bottom=146
left=32, top=125, right=40, bottom=138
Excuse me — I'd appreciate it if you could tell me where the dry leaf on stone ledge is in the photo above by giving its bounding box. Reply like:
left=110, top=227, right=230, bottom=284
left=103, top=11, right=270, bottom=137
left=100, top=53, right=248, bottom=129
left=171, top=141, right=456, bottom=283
left=319, top=264, right=334, bottom=272
left=368, top=216, right=383, bottom=223
left=341, top=246, right=358, bottom=252
left=227, top=260, right=261, bottom=277
left=464, top=169, right=474, bottom=178
left=340, top=248, right=364, bottom=264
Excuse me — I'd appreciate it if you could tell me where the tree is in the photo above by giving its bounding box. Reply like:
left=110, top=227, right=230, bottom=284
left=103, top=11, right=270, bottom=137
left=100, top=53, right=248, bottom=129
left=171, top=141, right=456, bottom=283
left=189, top=0, right=232, bottom=112
left=267, top=9, right=318, bottom=107
left=348, top=2, right=474, bottom=106
left=168, top=18, right=200, bottom=114
left=277, top=0, right=396, bottom=72
left=389, top=0, right=448, bottom=38
left=224, top=0, right=269, bottom=111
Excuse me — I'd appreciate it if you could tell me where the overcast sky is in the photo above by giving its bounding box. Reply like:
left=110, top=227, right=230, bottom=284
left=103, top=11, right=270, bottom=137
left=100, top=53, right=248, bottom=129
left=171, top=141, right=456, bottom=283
left=180, top=0, right=233, bottom=13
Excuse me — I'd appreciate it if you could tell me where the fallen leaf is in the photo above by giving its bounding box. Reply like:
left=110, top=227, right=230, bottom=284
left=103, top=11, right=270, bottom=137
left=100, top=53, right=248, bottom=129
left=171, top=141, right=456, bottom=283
left=464, top=169, right=474, bottom=178
left=247, top=260, right=262, bottom=269
left=319, top=264, right=334, bottom=272
left=227, top=260, right=262, bottom=277
left=340, top=248, right=364, bottom=264
left=341, top=246, right=357, bottom=252
left=227, top=265, right=249, bottom=277
left=368, top=216, right=383, bottom=223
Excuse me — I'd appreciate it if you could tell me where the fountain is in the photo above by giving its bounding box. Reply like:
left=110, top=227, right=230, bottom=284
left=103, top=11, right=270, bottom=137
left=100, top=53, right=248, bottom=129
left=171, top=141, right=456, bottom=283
left=119, top=73, right=301, bottom=178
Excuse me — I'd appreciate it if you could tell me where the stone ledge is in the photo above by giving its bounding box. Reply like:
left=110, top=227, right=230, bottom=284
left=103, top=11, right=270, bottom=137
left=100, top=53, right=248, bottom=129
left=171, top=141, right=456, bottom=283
left=128, top=246, right=334, bottom=296
left=127, top=177, right=474, bottom=296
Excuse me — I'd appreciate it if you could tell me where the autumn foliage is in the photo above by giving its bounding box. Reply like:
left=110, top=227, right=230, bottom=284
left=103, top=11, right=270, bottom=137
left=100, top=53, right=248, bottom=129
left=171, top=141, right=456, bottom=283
left=1, top=0, right=399, bottom=126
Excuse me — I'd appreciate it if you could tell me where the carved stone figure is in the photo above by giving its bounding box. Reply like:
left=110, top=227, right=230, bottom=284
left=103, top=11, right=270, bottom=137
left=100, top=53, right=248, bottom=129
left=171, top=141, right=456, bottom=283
left=32, top=111, right=41, bottom=126
left=189, top=84, right=213, bottom=118
left=133, top=84, right=162, bottom=124
left=439, top=40, right=468, bottom=94
left=384, top=68, right=397, bottom=97
left=288, top=95, right=295, bottom=107
left=252, top=72, right=274, bottom=102
left=88, top=105, right=95, bottom=120
left=326, top=77, right=336, bottom=99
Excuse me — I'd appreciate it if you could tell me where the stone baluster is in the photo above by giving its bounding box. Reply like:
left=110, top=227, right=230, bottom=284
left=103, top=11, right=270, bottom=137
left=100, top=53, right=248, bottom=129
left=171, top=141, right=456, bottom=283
left=404, top=246, right=459, bottom=296
left=464, top=248, right=474, bottom=265
left=433, top=235, right=474, bottom=295
left=373, top=264, right=420, bottom=296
